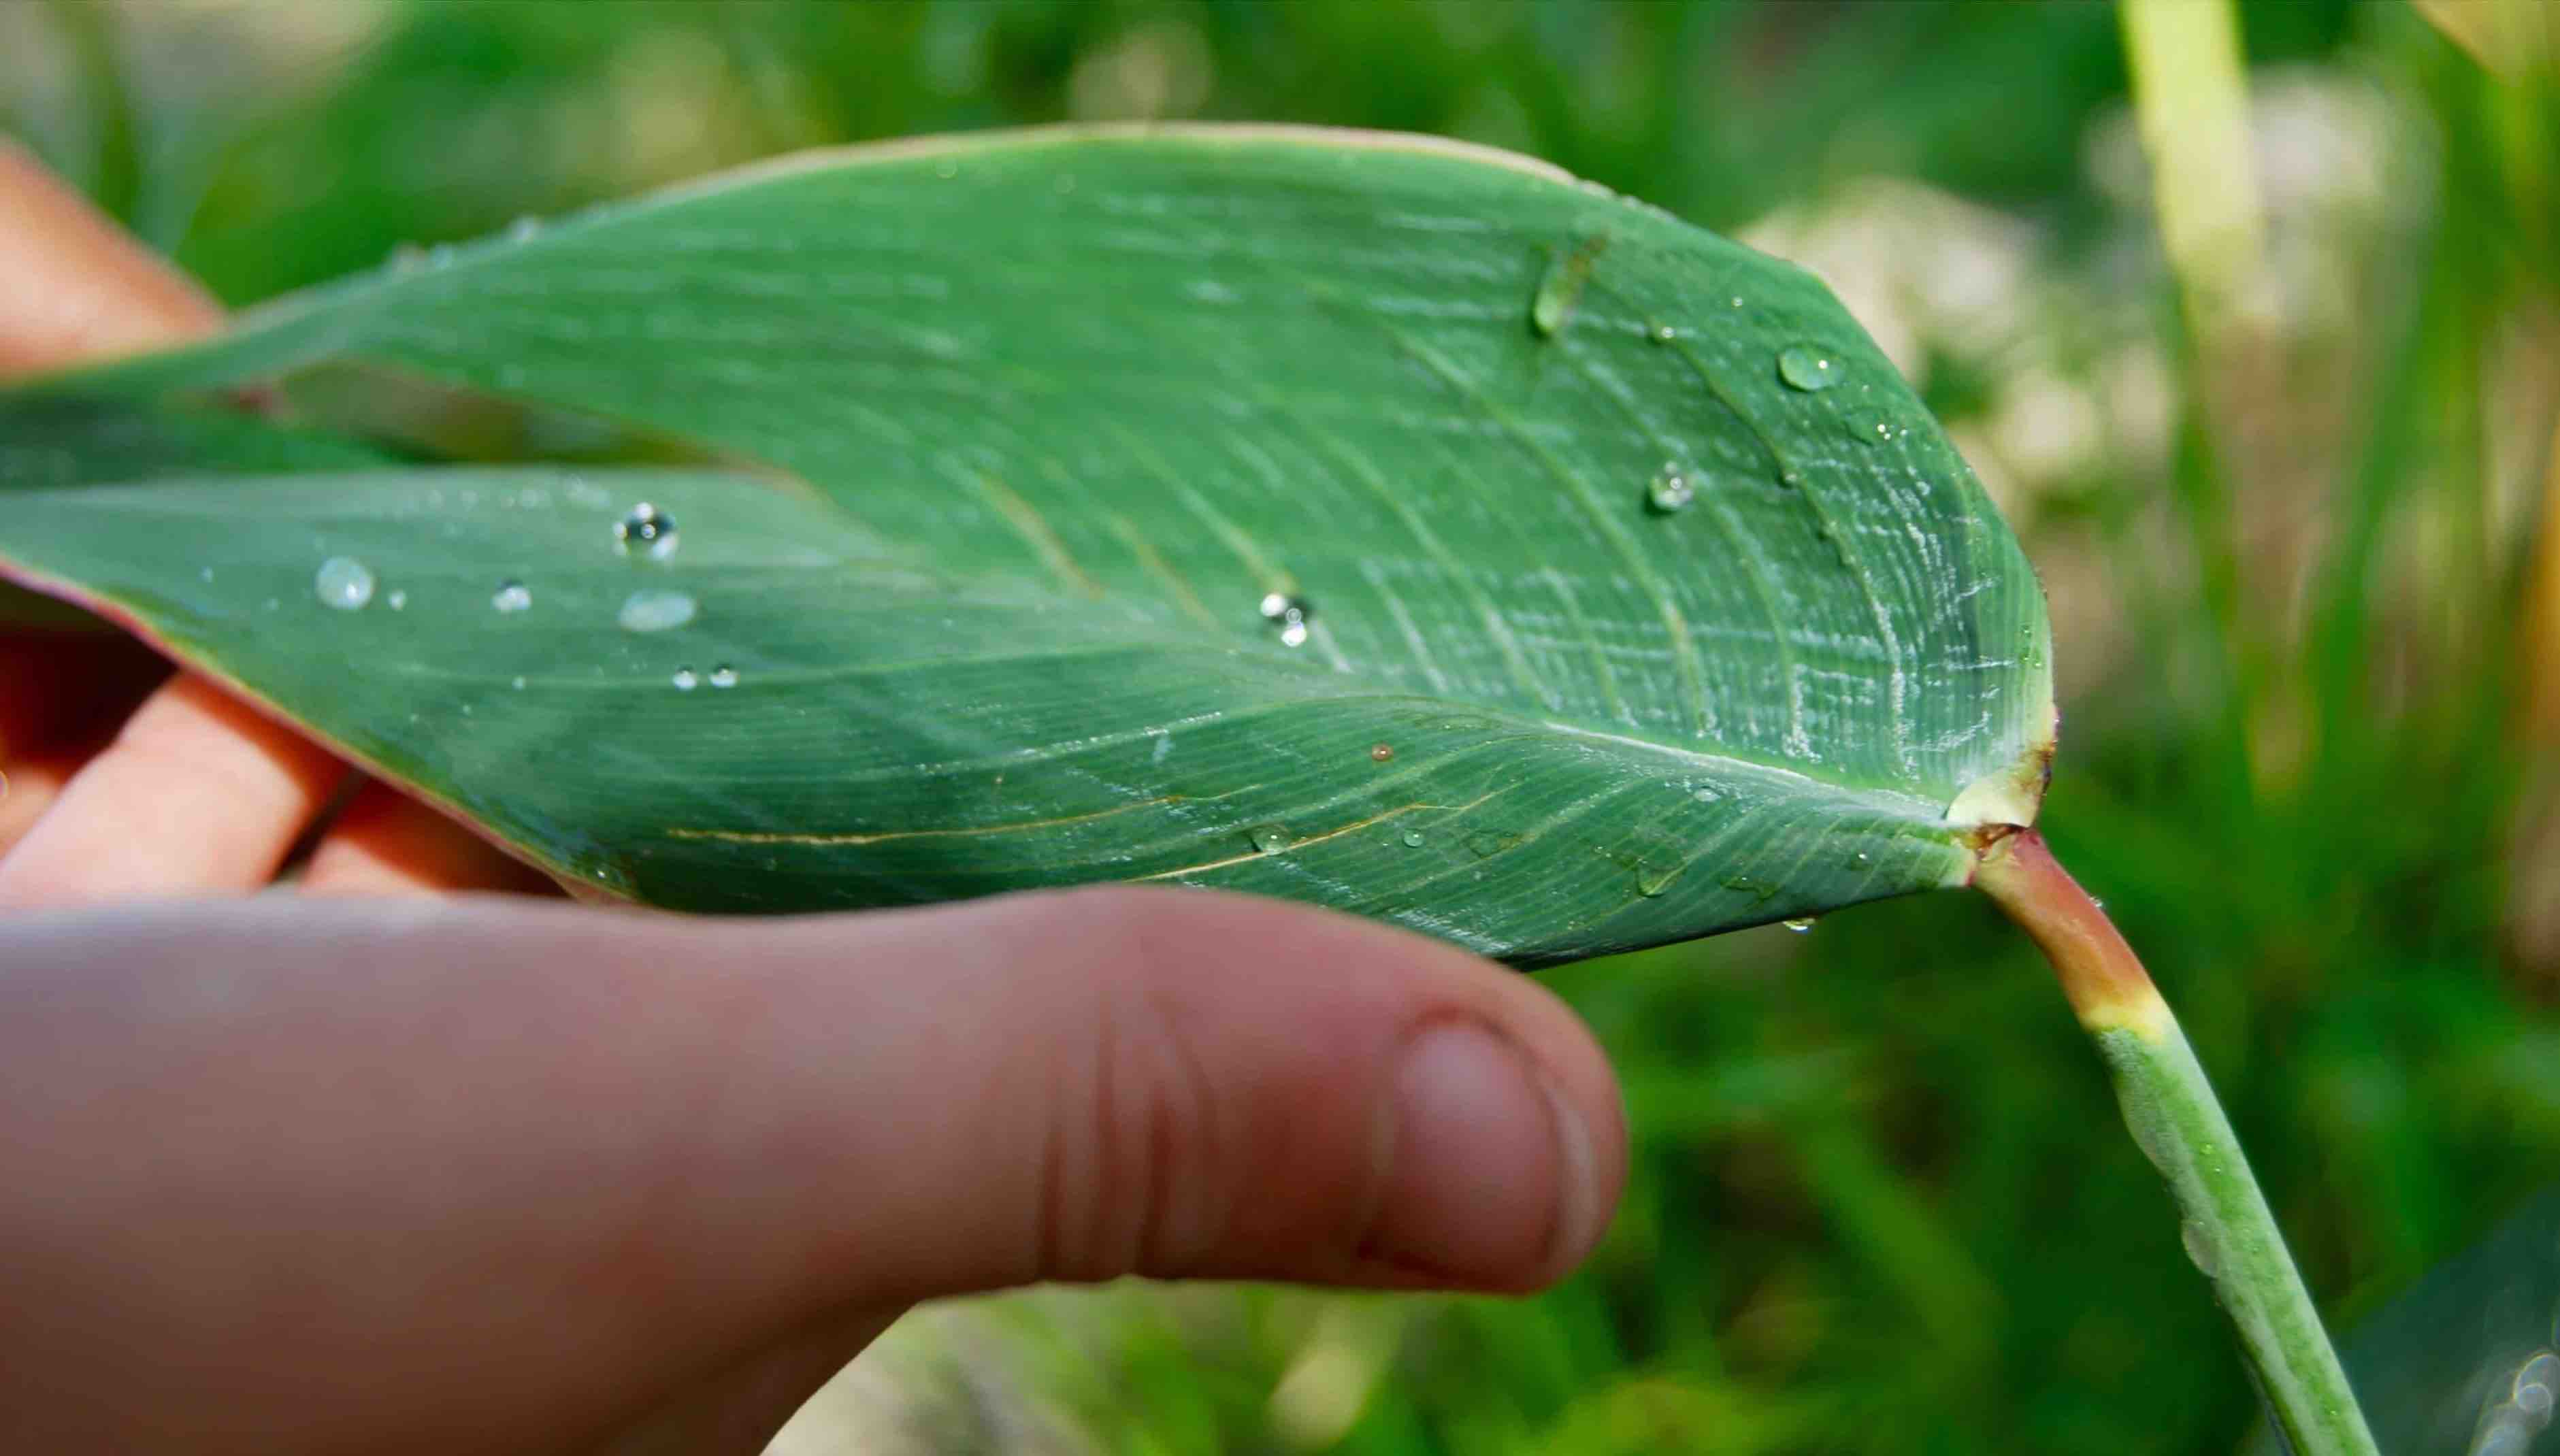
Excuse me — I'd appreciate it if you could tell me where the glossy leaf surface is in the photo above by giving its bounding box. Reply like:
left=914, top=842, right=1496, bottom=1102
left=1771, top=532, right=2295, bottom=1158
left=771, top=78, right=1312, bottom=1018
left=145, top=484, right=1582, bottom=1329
left=0, top=127, right=2052, bottom=963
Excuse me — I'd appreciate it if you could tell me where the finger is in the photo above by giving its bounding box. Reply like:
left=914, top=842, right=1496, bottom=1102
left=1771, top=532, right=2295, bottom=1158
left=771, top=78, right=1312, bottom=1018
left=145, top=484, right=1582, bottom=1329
left=0, top=141, right=222, bottom=377
left=0, top=889, right=1624, bottom=1455
left=0, top=750, right=80, bottom=858
left=300, top=780, right=564, bottom=898
left=0, top=633, right=168, bottom=763
left=0, top=673, right=344, bottom=906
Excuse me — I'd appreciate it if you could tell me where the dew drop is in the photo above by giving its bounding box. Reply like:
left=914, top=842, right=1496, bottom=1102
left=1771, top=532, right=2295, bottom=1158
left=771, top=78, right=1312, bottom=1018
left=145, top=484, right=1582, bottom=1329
left=510, top=675, right=527, bottom=691
left=1259, top=591, right=1312, bottom=648
left=2180, top=1220, right=2218, bottom=1279
left=1464, top=830, right=1519, bottom=859
left=2514, top=1353, right=2559, bottom=1417
left=1775, top=345, right=1839, bottom=391
left=672, top=667, right=700, bottom=691
left=1851, top=851, right=1872, bottom=867
left=1721, top=875, right=1777, bottom=901
left=1778, top=468, right=1805, bottom=489
left=1369, top=742, right=1394, bottom=763
left=1646, top=320, right=1677, bottom=345
left=1249, top=824, right=1292, bottom=854
left=1692, top=787, right=1720, bottom=803
left=618, top=588, right=698, bottom=633
left=1528, top=236, right=1605, bottom=339
left=1645, top=463, right=1694, bottom=514
left=313, top=556, right=375, bottom=610
left=615, top=503, right=678, bottom=560
left=1635, top=862, right=1681, bottom=897
left=1782, top=916, right=1817, bottom=933
left=708, top=665, right=738, bottom=689
left=199, top=566, right=215, bottom=582
left=507, top=214, right=540, bottom=243
left=1399, top=829, right=1426, bottom=848
left=491, top=580, right=532, bottom=614
left=387, top=589, right=408, bottom=611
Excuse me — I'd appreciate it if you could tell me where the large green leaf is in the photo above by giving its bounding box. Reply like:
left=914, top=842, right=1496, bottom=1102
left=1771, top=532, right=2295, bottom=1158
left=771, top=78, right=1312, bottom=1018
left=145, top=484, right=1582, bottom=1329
left=0, top=126, right=2052, bottom=965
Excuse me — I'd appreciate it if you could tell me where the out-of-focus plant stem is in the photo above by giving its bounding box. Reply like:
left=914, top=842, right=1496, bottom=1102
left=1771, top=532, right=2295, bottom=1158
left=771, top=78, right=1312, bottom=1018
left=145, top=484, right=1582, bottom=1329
left=1974, top=831, right=2379, bottom=1456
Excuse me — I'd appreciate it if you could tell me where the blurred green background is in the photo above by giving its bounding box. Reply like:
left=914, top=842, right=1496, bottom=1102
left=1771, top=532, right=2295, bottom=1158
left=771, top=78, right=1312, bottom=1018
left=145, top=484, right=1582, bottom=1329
left=8, top=0, right=2558, bottom=1451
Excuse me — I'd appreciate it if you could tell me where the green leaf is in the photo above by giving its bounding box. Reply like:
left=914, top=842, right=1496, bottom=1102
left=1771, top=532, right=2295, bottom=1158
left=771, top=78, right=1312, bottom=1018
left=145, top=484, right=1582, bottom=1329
left=0, top=126, right=2053, bottom=965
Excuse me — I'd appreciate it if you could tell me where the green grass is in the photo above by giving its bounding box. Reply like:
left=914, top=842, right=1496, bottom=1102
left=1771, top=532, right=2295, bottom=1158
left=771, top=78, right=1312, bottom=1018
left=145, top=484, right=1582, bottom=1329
left=10, top=1, right=2556, bottom=1450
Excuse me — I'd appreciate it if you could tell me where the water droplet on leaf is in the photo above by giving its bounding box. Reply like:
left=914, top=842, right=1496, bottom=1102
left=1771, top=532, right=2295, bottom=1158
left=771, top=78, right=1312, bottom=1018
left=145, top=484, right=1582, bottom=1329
left=1369, top=742, right=1394, bottom=762
left=1646, top=320, right=1677, bottom=344
left=510, top=675, right=526, bottom=691
left=1782, top=916, right=1817, bottom=933
left=708, top=665, right=738, bottom=689
left=1645, top=463, right=1694, bottom=514
left=387, top=590, right=407, bottom=611
left=491, top=580, right=532, bottom=614
left=618, top=589, right=698, bottom=633
left=2180, top=1220, right=2218, bottom=1278
left=1528, top=236, right=1605, bottom=338
left=615, top=503, right=678, bottom=560
left=1776, top=345, right=1838, bottom=391
left=1399, top=829, right=1426, bottom=848
left=1259, top=591, right=1311, bottom=648
left=1636, top=862, right=1681, bottom=897
left=672, top=667, right=700, bottom=691
left=1249, top=824, right=1292, bottom=854
left=313, top=557, right=374, bottom=610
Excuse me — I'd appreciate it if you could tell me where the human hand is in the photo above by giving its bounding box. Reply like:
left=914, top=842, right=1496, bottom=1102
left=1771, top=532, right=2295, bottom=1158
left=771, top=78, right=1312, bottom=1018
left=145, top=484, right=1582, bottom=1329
left=0, top=150, right=1628, bottom=1454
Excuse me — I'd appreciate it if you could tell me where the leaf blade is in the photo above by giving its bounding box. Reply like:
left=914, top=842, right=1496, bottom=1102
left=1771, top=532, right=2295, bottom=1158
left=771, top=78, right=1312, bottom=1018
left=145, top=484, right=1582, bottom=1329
left=0, top=127, right=2053, bottom=961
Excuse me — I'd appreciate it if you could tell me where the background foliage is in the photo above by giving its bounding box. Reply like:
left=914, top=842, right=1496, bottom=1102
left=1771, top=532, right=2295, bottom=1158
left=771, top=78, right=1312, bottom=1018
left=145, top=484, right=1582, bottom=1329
left=7, top=1, right=2557, bottom=1451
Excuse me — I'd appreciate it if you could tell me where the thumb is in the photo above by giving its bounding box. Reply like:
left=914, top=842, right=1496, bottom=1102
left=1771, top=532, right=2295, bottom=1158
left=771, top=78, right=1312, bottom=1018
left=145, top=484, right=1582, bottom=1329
left=0, top=887, right=1624, bottom=1455
left=759, top=885, right=1627, bottom=1302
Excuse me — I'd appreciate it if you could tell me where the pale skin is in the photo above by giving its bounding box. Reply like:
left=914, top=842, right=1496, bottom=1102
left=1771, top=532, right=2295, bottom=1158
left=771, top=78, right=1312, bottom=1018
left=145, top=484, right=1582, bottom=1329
left=0, top=147, right=1628, bottom=1453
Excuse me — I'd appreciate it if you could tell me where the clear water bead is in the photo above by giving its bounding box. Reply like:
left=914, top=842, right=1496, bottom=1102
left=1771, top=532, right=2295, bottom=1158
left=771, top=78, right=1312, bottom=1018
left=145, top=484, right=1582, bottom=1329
left=1259, top=591, right=1311, bottom=648
left=313, top=557, right=375, bottom=610
left=1776, top=345, right=1839, bottom=391
left=671, top=667, right=700, bottom=691
left=1781, top=916, right=1817, bottom=933
left=1249, top=824, right=1292, bottom=853
left=1399, top=829, right=1426, bottom=848
left=1645, top=463, right=1694, bottom=514
left=708, top=665, right=738, bottom=689
left=617, top=589, right=698, bottom=633
left=615, top=503, right=678, bottom=560
left=491, top=581, right=532, bottom=614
